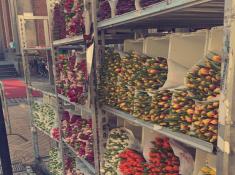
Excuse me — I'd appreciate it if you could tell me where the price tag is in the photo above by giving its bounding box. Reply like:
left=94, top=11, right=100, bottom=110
left=154, top=125, right=163, bottom=130
left=218, top=136, right=230, bottom=154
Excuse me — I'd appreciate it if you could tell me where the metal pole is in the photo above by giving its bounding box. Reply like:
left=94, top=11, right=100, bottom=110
left=0, top=82, right=12, bottom=134
left=0, top=97, right=13, bottom=175
left=217, top=0, right=235, bottom=174
left=90, top=0, right=102, bottom=174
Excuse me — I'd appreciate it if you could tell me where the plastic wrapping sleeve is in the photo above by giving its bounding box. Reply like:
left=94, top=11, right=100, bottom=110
left=108, top=0, right=118, bottom=18
left=160, top=59, right=189, bottom=90
left=185, top=52, right=221, bottom=101
left=106, top=127, right=136, bottom=150
left=169, top=139, right=195, bottom=175
left=142, top=129, right=163, bottom=161
left=135, top=0, right=141, bottom=10
left=101, top=127, right=137, bottom=175
left=142, top=130, right=180, bottom=175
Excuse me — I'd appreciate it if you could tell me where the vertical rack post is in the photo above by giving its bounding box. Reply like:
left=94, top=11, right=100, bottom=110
left=90, top=0, right=101, bottom=174
left=45, top=1, right=66, bottom=173
left=49, top=46, right=65, bottom=175
left=28, top=88, right=40, bottom=160
left=96, top=29, right=107, bottom=168
left=21, top=45, right=40, bottom=160
left=18, top=15, right=35, bottom=161
left=217, top=0, right=235, bottom=174
left=57, top=98, right=66, bottom=174
left=0, top=82, right=12, bottom=134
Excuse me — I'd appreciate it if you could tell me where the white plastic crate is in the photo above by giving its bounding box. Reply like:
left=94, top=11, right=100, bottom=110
left=143, top=36, right=169, bottom=58
left=169, top=29, right=209, bottom=69
left=124, top=39, right=144, bottom=53
left=208, top=26, right=224, bottom=55
left=161, top=30, right=209, bottom=89
left=124, top=120, right=142, bottom=146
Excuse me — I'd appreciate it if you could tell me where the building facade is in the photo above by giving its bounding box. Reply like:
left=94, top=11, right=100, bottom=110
left=0, top=0, right=48, bottom=76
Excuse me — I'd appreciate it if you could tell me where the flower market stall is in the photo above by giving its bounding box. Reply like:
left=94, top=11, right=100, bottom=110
left=18, top=0, right=235, bottom=174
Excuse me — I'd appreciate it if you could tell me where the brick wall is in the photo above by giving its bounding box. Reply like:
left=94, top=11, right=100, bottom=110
left=0, top=0, right=13, bottom=48
left=32, top=0, right=48, bottom=16
left=32, top=0, right=48, bottom=47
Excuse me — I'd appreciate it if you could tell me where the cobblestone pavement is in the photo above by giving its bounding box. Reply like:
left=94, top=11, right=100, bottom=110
left=1, top=101, right=51, bottom=174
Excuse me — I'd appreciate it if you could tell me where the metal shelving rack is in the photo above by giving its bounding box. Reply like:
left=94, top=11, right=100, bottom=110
left=53, top=35, right=84, bottom=46
left=19, top=0, right=235, bottom=174
left=94, top=0, right=232, bottom=175
left=45, top=0, right=99, bottom=174
left=102, top=105, right=214, bottom=153
left=18, top=13, right=59, bottom=175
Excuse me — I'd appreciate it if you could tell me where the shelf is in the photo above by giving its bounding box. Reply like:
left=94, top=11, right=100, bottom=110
left=102, top=106, right=215, bottom=153
left=33, top=124, right=59, bottom=143
left=56, top=45, right=84, bottom=50
left=28, top=83, right=56, bottom=97
left=53, top=35, right=84, bottom=46
left=98, top=0, right=224, bottom=29
left=58, top=94, right=91, bottom=113
left=75, top=157, right=95, bottom=175
left=23, top=47, right=51, bottom=51
left=62, top=139, right=95, bottom=174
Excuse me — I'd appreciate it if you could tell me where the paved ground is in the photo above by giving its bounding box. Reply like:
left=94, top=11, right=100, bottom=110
left=2, top=102, right=52, bottom=174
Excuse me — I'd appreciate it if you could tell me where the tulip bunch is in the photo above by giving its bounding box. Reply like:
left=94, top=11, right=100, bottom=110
left=64, top=151, right=84, bottom=175
left=149, top=90, right=173, bottom=125
left=119, top=149, right=147, bottom=175
left=133, top=91, right=152, bottom=120
left=32, top=102, right=57, bottom=134
left=118, top=52, right=145, bottom=85
left=102, top=128, right=132, bottom=175
left=186, top=54, right=221, bottom=101
left=56, top=51, right=88, bottom=104
left=62, top=111, right=94, bottom=164
left=118, top=53, right=167, bottom=91
left=99, top=49, right=168, bottom=111
left=132, top=56, right=168, bottom=91
left=166, top=89, right=195, bottom=134
left=147, top=138, right=180, bottom=175
left=119, top=53, right=167, bottom=105
left=98, top=0, right=111, bottom=21
left=53, top=0, right=84, bottom=39
left=116, top=0, right=135, bottom=15
left=192, top=101, right=219, bottom=143
left=140, top=0, right=163, bottom=7
left=51, top=127, right=60, bottom=141
left=99, top=48, right=121, bottom=106
left=53, top=3, right=66, bottom=40
left=64, top=0, right=84, bottom=37
left=116, top=84, right=135, bottom=114
left=48, top=148, right=63, bottom=175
